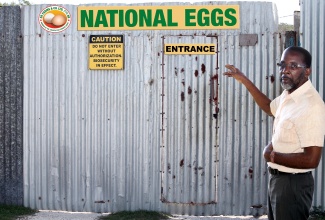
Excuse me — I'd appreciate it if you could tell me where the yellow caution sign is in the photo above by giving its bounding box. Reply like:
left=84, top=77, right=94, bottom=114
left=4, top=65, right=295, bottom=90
left=89, top=35, right=124, bottom=70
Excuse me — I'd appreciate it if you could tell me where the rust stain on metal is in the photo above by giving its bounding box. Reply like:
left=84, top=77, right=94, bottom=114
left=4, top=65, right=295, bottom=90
left=270, top=75, right=275, bottom=83
left=201, top=64, right=206, bottom=74
left=158, top=52, right=160, bottom=56
left=188, top=86, right=192, bottom=95
left=180, top=159, right=184, bottom=167
left=174, top=67, right=178, bottom=76
left=210, top=74, right=219, bottom=115
left=181, top=92, right=185, bottom=101
left=194, top=70, right=198, bottom=77
left=249, top=167, right=253, bottom=179
left=251, top=204, right=263, bottom=208
left=148, top=79, right=154, bottom=85
left=195, top=56, right=198, bottom=61
left=160, top=196, right=168, bottom=203
left=181, top=68, right=185, bottom=73
left=210, top=74, right=218, bottom=81
left=194, top=166, right=203, bottom=174
left=167, top=163, right=171, bottom=170
left=94, top=200, right=105, bottom=203
left=266, top=75, right=275, bottom=83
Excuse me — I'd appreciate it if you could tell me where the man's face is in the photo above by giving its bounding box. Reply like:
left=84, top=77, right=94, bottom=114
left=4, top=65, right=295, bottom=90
left=278, top=50, right=310, bottom=93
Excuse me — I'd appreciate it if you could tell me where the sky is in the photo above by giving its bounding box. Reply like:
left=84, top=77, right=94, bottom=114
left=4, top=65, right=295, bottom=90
left=7, top=0, right=300, bottom=24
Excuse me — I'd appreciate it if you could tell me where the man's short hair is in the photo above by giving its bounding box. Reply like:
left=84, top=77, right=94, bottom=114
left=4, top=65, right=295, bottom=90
left=285, top=46, right=312, bottom=68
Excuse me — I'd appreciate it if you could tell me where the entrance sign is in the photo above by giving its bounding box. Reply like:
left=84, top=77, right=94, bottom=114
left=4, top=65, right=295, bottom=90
left=88, top=35, right=124, bottom=70
left=164, top=43, right=216, bottom=55
left=78, top=5, right=240, bottom=30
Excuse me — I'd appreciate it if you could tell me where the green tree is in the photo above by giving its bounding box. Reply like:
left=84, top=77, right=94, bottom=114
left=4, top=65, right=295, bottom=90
left=278, top=22, right=294, bottom=33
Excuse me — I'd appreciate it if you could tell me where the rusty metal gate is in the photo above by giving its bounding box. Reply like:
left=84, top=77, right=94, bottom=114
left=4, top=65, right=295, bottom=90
left=160, top=35, right=219, bottom=204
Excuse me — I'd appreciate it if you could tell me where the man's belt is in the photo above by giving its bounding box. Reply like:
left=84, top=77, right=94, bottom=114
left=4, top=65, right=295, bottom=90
left=268, top=167, right=311, bottom=175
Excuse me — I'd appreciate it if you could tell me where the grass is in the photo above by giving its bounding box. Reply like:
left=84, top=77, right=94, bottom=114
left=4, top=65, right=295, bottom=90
left=98, top=210, right=172, bottom=220
left=0, top=205, right=323, bottom=220
left=310, top=206, right=325, bottom=220
left=98, top=208, right=325, bottom=220
left=0, top=204, right=37, bottom=220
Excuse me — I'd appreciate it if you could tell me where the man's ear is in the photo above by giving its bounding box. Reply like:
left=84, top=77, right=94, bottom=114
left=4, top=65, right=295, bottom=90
left=305, top=67, right=311, bottom=77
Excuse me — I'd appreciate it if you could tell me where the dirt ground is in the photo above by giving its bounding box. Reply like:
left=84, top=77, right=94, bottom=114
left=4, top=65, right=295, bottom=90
left=18, top=210, right=269, bottom=220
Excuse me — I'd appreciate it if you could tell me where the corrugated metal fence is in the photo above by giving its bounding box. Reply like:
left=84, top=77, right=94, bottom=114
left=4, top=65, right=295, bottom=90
left=0, top=6, right=24, bottom=206
left=20, top=2, right=281, bottom=216
left=0, top=0, right=324, bottom=216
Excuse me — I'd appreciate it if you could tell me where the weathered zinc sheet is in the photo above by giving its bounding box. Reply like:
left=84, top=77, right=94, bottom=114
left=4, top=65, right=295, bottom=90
left=300, top=0, right=325, bottom=210
left=21, top=1, right=282, bottom=215
left=0, top=6, right=24, bottom=206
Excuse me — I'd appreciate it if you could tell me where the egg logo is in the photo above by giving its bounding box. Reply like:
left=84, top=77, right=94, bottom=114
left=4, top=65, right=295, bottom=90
left=39, top=6, right=71, bottom=33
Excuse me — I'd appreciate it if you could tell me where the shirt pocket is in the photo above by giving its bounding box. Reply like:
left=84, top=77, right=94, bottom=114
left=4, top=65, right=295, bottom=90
left=278, top=120, right=298, bottom=145
left=280, top=120, right=294, bottom=129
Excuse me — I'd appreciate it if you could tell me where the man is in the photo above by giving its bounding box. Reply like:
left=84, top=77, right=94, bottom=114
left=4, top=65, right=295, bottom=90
left=224, top=46, right=325, bottom=220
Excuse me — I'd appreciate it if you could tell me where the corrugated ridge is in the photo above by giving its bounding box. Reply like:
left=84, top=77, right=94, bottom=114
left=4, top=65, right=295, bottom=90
left=0, top=6, right=24, bottom=206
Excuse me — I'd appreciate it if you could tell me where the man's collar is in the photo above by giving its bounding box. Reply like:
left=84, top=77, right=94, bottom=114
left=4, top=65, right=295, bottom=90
left=286, top=80, right=312, bottom=103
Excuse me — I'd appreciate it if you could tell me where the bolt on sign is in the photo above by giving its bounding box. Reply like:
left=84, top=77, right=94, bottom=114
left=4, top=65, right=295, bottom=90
left=78, top=5, right=239, bottom=30
left=88, top=35, right=124, bottom=70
